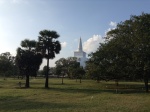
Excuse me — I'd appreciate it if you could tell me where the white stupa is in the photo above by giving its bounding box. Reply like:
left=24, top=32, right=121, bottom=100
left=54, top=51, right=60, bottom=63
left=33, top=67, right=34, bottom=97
left=74, top=38, right=87, bottom=68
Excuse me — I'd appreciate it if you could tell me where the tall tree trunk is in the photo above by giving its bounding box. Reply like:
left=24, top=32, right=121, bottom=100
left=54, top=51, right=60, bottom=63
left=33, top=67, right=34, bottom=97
left=4, top=74, right=6, bottom=80
left=144, top=72, right=149, bottom=93
left=80, top=78, right=82, bottom=83
left=115, top=79, right=119, bottom=93
left=25, top=75, right=30, bottom=88
left=144, top=80, right=148, bottom=93
left=45, top=58, right=49, bottom=88
left=97, top=76, right=100, bottom=83
left=115, top=80, right=119, bottom=86
left=62, top=75, right=64, bottom=85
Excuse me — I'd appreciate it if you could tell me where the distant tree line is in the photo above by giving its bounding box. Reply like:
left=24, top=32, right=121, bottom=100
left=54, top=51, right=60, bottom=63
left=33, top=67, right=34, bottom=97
left=55, top=57, right=85, bottom=84
left=38, top=56, right=85, bottom=84
left=0, top=52, right=19, bottom=79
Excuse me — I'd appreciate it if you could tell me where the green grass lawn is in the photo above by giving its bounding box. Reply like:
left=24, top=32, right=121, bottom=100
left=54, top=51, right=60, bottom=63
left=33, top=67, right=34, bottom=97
left=0, top=77, right=150, bottom=112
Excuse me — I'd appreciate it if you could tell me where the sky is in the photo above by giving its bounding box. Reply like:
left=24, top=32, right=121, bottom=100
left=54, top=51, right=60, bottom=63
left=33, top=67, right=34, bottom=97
left=0, top=0, right=150, bottom=69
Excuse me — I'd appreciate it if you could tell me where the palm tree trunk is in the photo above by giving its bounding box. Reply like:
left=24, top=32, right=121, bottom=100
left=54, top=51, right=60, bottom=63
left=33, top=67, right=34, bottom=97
left=45, top=58, right=49, bottom=88
left=25, top=75, right=30, bottom=88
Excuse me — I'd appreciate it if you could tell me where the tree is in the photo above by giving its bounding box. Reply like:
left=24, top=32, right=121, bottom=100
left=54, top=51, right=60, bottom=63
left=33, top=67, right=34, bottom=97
left=55, top=57, right=85, bottom=84
left=104, top=13, right=150, bottom=92
left=55, top=58, right=68, bottom=84
left=86, top=59, right=101, bottom=83
left=16, top=39, right=42, bottom=88
left=75, top=67, right=85, bottom=83
left=107, top=13, right=150, bottom=92
left=50, top=67, right=56, bottom=76
left=41, top=66, right=50, bottom=77
left=0, top=52, right=17, bottom=79
left=66, top=57, right=80, bottom=79
left=129, top=13, right=150, bottom=92
left=37, top=30, right=61, bottom=88
left=88, top=13, right=150, bottom=92
left=55, top=57, right=80, bottom=79
left=86, top=43, right=115, bottom=83
left=55, top=65, right=62, bottom=77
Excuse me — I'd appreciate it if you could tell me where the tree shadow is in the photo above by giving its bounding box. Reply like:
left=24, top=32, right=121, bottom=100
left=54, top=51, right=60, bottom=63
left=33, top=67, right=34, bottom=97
left=50, top=83, right=81, bottom=86
left=0, top=96, right=78, bottom=111
left=42, top=82, right=147, bottom=94
left=104, top=83, right=146, bottom=94
left=9, top=79, right=148, bottom=94
left=45, top=86, right=114, bottom=95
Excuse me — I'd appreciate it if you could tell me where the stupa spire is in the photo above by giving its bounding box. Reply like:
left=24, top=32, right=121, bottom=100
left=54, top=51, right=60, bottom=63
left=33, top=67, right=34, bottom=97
left=78, top=37, right=82, bottom=51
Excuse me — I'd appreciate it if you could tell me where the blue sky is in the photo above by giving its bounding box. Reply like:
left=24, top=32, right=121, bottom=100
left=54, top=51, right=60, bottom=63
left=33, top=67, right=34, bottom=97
left=0, top=0, right=150, bottom=69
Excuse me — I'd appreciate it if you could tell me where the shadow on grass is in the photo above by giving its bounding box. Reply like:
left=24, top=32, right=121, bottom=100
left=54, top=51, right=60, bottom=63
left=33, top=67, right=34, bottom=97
left=104, top=83, right=146, bottom=94
left=13, top=81, right=147, bottom=94
left=50, top=87, right=147, bottom=94
left=0, top=96, right=78, bottom=111
left=45, top=86, right=116, bottom=94
left=43, top=81, right=147, bottom=94
left=50, top=83, right=81, bottom=86
left=1, top=78, right=147, bottom=94
left=14, top=86, right=115, bottom=95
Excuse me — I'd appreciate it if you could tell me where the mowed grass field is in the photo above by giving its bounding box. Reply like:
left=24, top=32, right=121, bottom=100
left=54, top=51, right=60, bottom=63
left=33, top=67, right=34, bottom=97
left=0, top=77, right=150, bottom=112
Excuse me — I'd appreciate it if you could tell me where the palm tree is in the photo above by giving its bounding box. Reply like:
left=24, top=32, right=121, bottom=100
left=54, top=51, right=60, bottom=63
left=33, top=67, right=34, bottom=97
left=37, top=30, right=61, bottom=88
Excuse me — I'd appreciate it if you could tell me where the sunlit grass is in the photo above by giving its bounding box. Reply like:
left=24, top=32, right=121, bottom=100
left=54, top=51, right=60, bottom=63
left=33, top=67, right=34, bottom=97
left=0, top=77, right=150, bottom=112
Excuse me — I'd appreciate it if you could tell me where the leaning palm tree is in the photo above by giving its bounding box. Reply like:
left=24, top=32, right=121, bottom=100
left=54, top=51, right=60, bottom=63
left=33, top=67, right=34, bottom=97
left=37, top=30, right=61, bottom=88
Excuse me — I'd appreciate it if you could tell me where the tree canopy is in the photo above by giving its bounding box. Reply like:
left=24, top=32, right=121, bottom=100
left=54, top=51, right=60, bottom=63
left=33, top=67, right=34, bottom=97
left=16, top=39, right=43, bottom=88
left=55, top=57, right=85, bottom=83
left=87, top=13, right=150, bottom=92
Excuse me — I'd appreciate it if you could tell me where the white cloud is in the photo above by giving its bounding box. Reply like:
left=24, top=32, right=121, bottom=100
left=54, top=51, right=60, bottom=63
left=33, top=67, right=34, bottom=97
left=61, top=42, right=67, bottom=48
left=105, top=21, right=117, bottom=36
left=83, top=35, right=105, bottom=54
left=105, top=28, right=111, bottom=35
left=109, top=21, right=117, bottom=27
